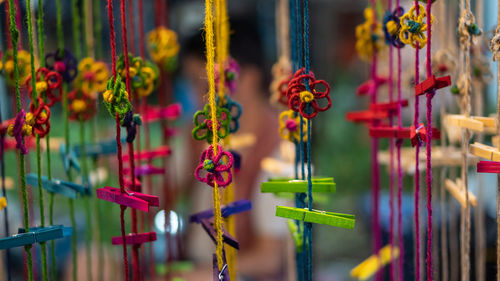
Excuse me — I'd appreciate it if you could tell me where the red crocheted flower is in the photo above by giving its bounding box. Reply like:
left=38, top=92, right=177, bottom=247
left=68, top=89, right=96, bottom=121
left=286, top=68, right=331, bottom=119
left=194, top=144, right=233, bottom=188
left=29, top=97, right=51, bottom=138
left=25, top=67, right=62, bottom=107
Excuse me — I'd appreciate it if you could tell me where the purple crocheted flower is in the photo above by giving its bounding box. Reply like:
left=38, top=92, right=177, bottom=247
left=215, top=58, right=240, bottom=95
left=195, top=144, right=233, bottom=187
left=45, top=49, right=78, bottom=82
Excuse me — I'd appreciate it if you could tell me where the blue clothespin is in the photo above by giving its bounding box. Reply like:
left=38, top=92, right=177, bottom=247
left=60, top=144, right=81, bottom=175
left=72, top=138, right=121, bottom=159
left=189, top=199, right=252, bottom=223
left=26, top=174, right=90, bottom=198
left=0, top=225, right=73, bottom=250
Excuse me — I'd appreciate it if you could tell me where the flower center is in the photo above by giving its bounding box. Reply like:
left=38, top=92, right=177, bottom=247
left=36, top=81, right=48, bottom=93
left=203, top=159, right=215, bottom=172
left=285, top=119, right=298, bottom=131
left=299, top=91, right=314, bottom=103
left=407, top=20, right=421, bottom=33
left=72, top=99, right=87, bottom=113
left=386, top=20, right=398, bottom=35
left=54, top=61, right=67, bottom=73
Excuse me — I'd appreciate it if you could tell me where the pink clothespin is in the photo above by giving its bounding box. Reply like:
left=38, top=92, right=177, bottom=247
left=477, top=161, right=500, bottom=173
left=415, top=75, right=451, bottom=96
left=111, top=231, right=157, bottom=245
left=142, top=103, right=182, bottom=123
left=122, top=146, right=171, bottom=162
left=357, top=76, right=388, bottom=96
left=369, top=99, right=409, bottom=112
left=96, top=186, right=159, bottom=212
left=124, top=178, right=141, bottom=189
left=123, top=164, right=164, bottom=177
left=369, top=124, right=440, bottom=146
left=345, top=110, right=388, bottom=123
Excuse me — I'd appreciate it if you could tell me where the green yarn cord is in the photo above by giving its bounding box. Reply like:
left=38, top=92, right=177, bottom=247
left=80, top=117, right=93, bottom=281
left=56, top=0, right=63, bottom=52
left=27, top=0, right=49, bottom=279
left=7, top=0, right=34, bottom=280
left=72, top=0, right=82, bottom=59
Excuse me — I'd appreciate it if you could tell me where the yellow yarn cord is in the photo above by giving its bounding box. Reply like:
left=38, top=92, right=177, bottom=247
left=205, top=0, right=224, bottom=270
left=223, top=136, right=237, bottom=281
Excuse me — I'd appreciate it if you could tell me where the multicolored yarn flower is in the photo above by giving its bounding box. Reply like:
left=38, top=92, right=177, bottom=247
left=383, top=7, right=405, bottom=48
left=102, top=75, right=132, bottom=122
left=399, top=4, right=433, bottom=49
left=458, top=9, right=482, bottom=50
left=217, top=95, right=242, bottom=134
left=194, top=144, right=233, bottom=188
left=7, top=109, right=32, bottom=154
left=215, top=58, right=240, bottom=95
left=286, top=68, right=331, bottom=119
left=355, top=7, right=385, bottom=62
left=68, top=89, right=96, bottom=121
left=2, top=49, right=34, bottom=85
left=278, top=110, right=308, bottom=142
left=76, top=57, right=110, bottom=95
left=269, top=57, right=292, bottom=107
left=45, top=49, right=78, bottom=82
left=117, top=54, right=159, bottom=98
left=148, top=26, right=180, bottom=72
left=192, top=104, right=231, bottom=143
left=28, top=97, right=51, bottom=138
left=25, top=67, right=62, bottom=107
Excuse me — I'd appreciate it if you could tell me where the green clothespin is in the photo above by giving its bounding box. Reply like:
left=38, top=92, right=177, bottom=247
left=287, top=219, right=303, bottom=252
left=261, top=177, right=336, bottom=193
left=276, top=206, right=355, bottom=229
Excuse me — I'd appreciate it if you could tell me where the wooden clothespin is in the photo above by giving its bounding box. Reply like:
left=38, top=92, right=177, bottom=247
left=122, top=146, right=171, bottom=162
left=369, top=99, right=409, bottom=112
left=350, top=245, right=400, bottom=280
left=0, top=225, right=73, bottom=250
left=345, top=110, right=389, bottom=123
left=111, top=231, right=157, bottom=245
left=287, top=219, right=303, bottom=251
left=369, top=124, right=440, bottom=147
left=124, top=178, right=141, bottom=189
left=142, top=103, right=182, bottom=123
left=275, top=206, right=355, bottom=229
left=26, top=174, right=90, bottom=198
left=0, top=197, right=6, bottom=211
left=414, top=75, right=451, bottom=96
left=189, top=200, right=252, bottom=223
left=124, top=164, right=164, bottom=177
left=477, top=161, right=500, bottom=173
left=469, top=142, right=500, bottom=161
left=72, top=138, right=119, bottom=159
left=96, top=186, right=159, bottom=212
left=60, top=144, right=81, bottom=174
left=357, top=76, right=388, bottom=96
left=200, top=218, right=239, bottom=250
left=213, top=251, right=230, bottom=281
left=446, top=115, right=496, bottom=132
left=261, top=177, right=336, bottom=193
left=445, top=178, right=477, bottom=208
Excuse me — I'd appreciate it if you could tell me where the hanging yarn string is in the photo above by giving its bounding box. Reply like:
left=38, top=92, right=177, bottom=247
left=105, top=0, right=130, bottom=279
left=7, top=0, right=34, bottom=280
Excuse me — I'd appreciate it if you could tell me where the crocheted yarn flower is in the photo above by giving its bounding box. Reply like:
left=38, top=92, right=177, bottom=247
left=431, top=50, right=456, bottom=76
left=217, top=95, right=242, bottom=134
left=68, top=89, right=96, bottom=121
left=28, top=97, right=51, bottom=138
left=278, top=110, right=308, bottom=142
left=45, top=49, right=78, bottom=82
left=355, top=8, right=385, bottom=62
left=76, top=57, right=110, bottom=95
left=458, top=9, right=482, bottom=50
left=192, top=104, right=231, bottom=143
left=194, top=144, right=233, bottom=188
left=117, top=54, right=159, bottom=98
left=269, top=56, right=292, bottom=107
left=2, top=49, right=34, bottom=85
left=399, top=4, right=433, bottom=49
left=102, top=75, right=132, bottom=122
left=25, top=67, right=62, bottom=107
left=215, top=58, right=240, bottom=95
left=286, top=68, right=331, bottom=119
left=148, top=27, right=180, bottom=72
left=383, top=7, right=405, bottom=48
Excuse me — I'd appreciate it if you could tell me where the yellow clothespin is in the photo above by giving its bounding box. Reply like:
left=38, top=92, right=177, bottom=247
left=350, top=245, right=400, bottom=280
left=446, top=114, right=495, bottom=132
left=469, top=142, right=500, bottom=161
left=0, top=197, right=7, bottom=210
left=445, top=178, right=477, bottom=208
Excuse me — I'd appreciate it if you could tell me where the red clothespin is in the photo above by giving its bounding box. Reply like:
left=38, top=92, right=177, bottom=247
left=369, top=124, right=440, bottom=146
left=415, top=75, right=451, bottom=96
left=111, top=231, right=157, bottom=245
left=369, top=99, right=409, bottom=112
left=96, top=186, right=159, bottom=212
left=345, top=110, right=388, bottom=123
left=123, top=164, right=164, bottom=177
left=122, top=145, right=171, bottom=162
left=410, top=124, right=426, bottom=147
left=477, top=161, right=500, bottom=173
left=142, top=103, right=182, bottom=123
left=357, top=76, right=388, bottom=96
left=124, top=178, right=141, bottom=189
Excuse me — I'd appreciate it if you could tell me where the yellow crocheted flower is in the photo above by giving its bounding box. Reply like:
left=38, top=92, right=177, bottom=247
left=3, top=50, right=35, bottom=86
left=278, top=110, right=308, bottom=143
left=399, top=4, right=434, bottom=49
left=76, top=57, right=110, bottom=96
left=148, top=27, right=180, bottom=71
left=355, top=8, right=385, bottom=62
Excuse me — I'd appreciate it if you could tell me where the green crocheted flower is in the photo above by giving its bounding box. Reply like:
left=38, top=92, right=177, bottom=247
left=192, top=103, right=231, bottom=143
left=102, top=75, right=132, bottom=122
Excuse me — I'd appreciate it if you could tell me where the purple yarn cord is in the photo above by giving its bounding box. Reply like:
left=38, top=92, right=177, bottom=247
left=414, top=0, right=421, bottom=279
left=14, top=109, right=27, bottom=155
left=425, top=0, right=433, bottom=280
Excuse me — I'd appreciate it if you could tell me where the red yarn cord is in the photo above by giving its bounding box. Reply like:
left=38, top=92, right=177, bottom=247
left=116, top=115, right=129, bottom=281
left=154, top=0, right=162, bottom=27
left=127, top=0, right=135, bottom=55
left=5, top=2, right=11, bottom=48
left=119, top=206, right=130, bottom=281
left=414, top=2, right=421, bottom=281
left=138, top=0, right=145, bottom=59
left=107, top=0, right=117, bottom=79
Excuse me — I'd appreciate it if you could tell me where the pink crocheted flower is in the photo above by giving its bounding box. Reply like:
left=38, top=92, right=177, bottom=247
left=195, top=144, right=233, bottom=187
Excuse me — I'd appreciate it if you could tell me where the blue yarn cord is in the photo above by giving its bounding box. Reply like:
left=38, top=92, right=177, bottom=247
left=290, top=0, right=297, bottom=71
left=0, top=97, right=12, bottom=281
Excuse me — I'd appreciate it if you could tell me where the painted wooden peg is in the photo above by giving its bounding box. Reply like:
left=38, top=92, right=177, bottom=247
left=213, top=252, right=229, bottom=281
left=122, top=145, right=171, bottom=162
left=287, top=219, right=303, bottom=251
left=260, top=177, right=336, bottom=193
left=96, top=186, right=159, bottom=212
left=124, top=178, right=142, bottom=189
left=477, top=161, right=500, bottom=173
left=189, top=199, right=252, bottom=223
left=350, top=245, right=400, bottom=280
left=356, top=76, right=388, bottom=96
left=369, top=123, right=440, bottom=146
left=469, top=142, right=500, bottom=161
left=111, top=231, right=157, bottom=245
left=0, top=225, right=73, bottom=250
left=142, top=103, right=182, bottom=123
left=275, top=206, right=355, bottom=229
left=26, top=173, right=90, bottom=198
left=414, top=74, right=451, bottom=96
left=124, top=164, right=164, bottom=177
left=369, top=99, right=409, bottom=112
left=446, top=115, right=496, bottom=132
left=345, top=110, right=389, bottom=123
left=72, top=138, right=119, bottom=158
left=60, top=143, right=81, bottom=174
left=445, top=178, right=477, bottom=208
left=200, top=218, right=239, bottom=249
